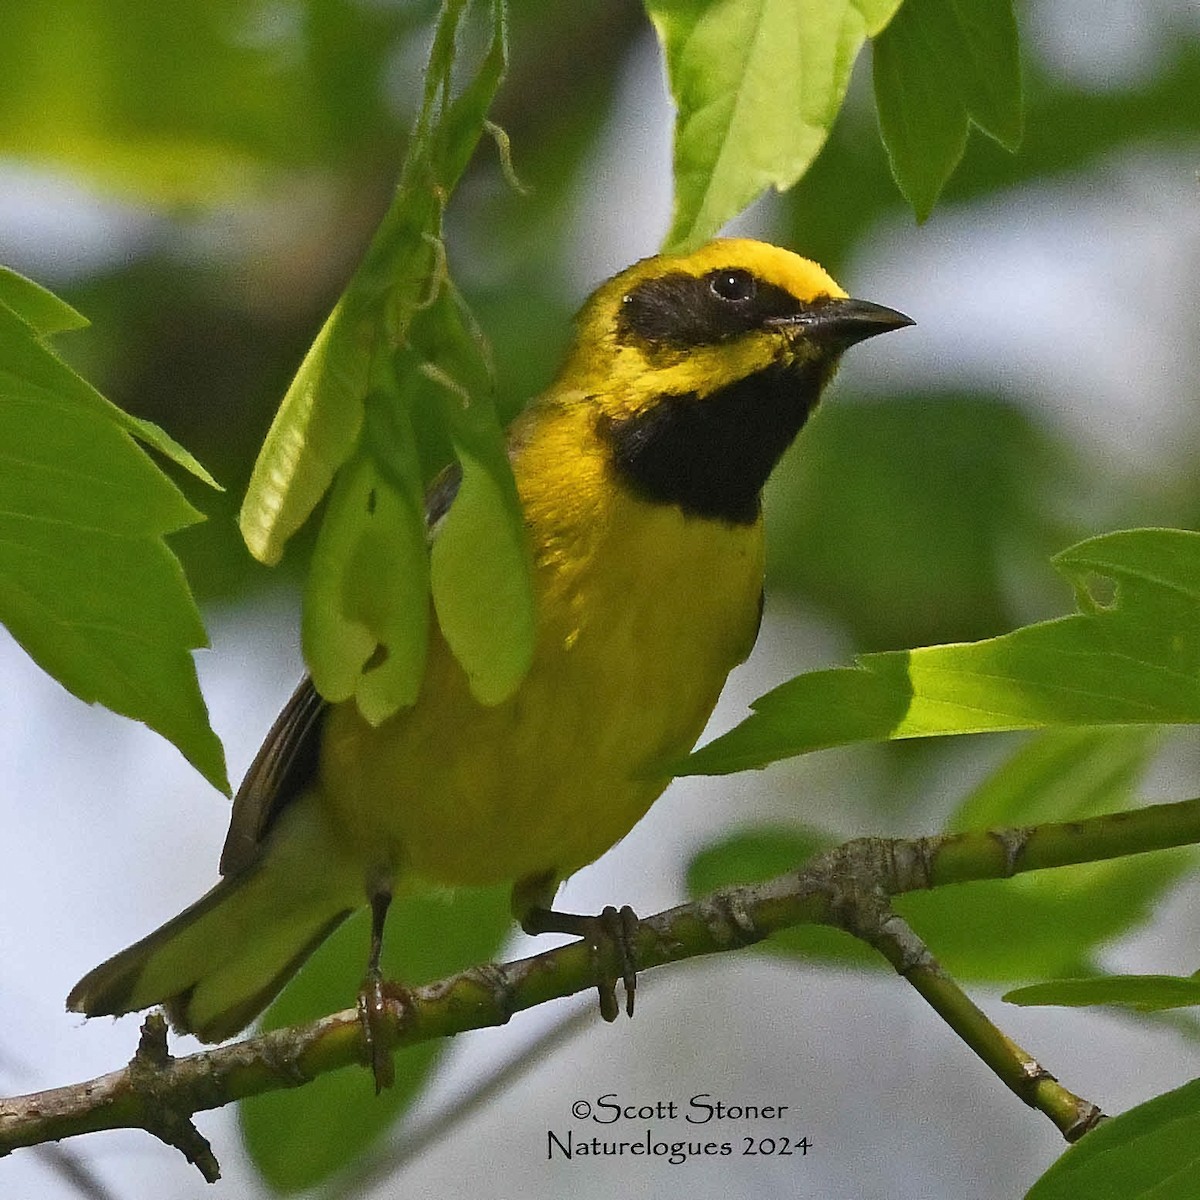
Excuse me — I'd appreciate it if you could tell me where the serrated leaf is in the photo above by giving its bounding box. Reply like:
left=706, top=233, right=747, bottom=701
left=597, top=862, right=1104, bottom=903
left=684, top=529, right=1200, bottom=776
left=0, top=266, right=220, bottom=488
left=0, top=290, right=227, bottom=791
left=241, top=884, right=512, bottom=1193
left=1006, top=974, right=1200, bottom=1013
left=1025, top=1077, right=1200, bottom=1200
left=648, top=0, right=904, bottom=252
left=110, top=407, right=224, bottom=491
left=873, top=0, right=1022, bottom=220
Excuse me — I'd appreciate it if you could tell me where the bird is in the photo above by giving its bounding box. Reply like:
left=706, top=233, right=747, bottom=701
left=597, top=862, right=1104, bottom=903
left=68, top=237, right=911, bottom=1083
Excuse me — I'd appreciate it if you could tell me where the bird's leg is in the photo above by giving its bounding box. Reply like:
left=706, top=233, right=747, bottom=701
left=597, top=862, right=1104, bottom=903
left=357, top=886, right=396, bottom=1092
left=515, top=874, right=640, bottom=1020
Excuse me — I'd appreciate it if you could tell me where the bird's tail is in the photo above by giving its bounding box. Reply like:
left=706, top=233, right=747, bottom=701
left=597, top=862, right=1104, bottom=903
left=67, top=808, right=360, bottom=1043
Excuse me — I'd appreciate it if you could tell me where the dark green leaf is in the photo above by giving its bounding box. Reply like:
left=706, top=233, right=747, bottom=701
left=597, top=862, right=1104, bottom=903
left=1025, top=1077, right=1200, bottom=1200
left=684, top=529, right=1200, bottom=776
left=873, top=0, right=1022, bottom=219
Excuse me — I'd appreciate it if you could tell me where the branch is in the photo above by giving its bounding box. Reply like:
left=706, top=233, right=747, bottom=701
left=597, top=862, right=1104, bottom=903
left=5, top=795, right=1199, bottom=1178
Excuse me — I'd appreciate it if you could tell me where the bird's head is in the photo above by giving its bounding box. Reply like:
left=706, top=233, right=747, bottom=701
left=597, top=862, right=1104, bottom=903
left=559, top=238, right=913, bottom=524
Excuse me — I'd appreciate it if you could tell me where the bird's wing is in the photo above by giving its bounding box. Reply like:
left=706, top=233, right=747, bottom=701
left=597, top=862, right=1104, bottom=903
left=218, top=675, right=328, bottom=875
left=219, top=461, right=465, bottom=877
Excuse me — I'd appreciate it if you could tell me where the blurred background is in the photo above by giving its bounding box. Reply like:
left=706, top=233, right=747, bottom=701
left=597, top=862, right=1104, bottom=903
left=3, top=0, right=1200, bottom=1196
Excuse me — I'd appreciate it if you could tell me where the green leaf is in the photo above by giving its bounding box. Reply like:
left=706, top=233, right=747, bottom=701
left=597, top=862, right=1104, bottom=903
left=241, top=884, right=512, bottom=1192
left=1025, top=1077, right=1200, bottom=1200
left=0, top=286, right=227, bottom=791
left=1006, top=974, right=1200, bottom=1013
left=239, top=0, right=532, bottom=723
left=648, top=0, right=904, bottom=252
left=302, top=445, right=431, bottom=724
left=0, top=267, right=219, bottom=488
left=239, top=0, right=503, bottom=566
left=872, top=0, right=1022, bottom=220
left=684, top=529, right=1200, bottom=776
left=238, top=289, right=377, bottom=567
left=947, top=726, right=1158, bottom=833
left=424, top=288, right=534, bottom=707
left=0, top=266, right=90, bottom=335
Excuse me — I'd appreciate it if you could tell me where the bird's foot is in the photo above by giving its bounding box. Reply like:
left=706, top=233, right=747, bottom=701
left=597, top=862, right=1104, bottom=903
left=525, top=903, right=640, bottom=1020
left=356, top=967, right=403, bottom=1093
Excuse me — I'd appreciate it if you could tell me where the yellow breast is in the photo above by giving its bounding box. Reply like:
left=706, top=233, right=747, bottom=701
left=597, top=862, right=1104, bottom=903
left=318, top=398, right=765, bottom=889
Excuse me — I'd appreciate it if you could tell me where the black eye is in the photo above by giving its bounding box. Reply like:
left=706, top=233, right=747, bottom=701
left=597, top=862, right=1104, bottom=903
left=709, top=269, right=756, bottom=304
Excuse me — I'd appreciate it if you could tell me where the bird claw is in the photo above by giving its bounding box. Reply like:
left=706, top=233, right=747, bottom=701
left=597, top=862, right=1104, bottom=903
left=589, top=904, right=640, bottom=1021
left=357, top=967, right=397, bottom=1093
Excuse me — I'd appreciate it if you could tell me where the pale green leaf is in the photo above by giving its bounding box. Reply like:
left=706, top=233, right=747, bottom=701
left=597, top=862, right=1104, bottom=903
left=240, top=0, right=531, bottom=723
left=239, top=293, right=374, bottom=566
left=649, top=0, right=904, bottom=251
left=238, top=0, right=503, bottom=567
left=422, top=286, right=534, bottom=707
left=302, top=447, right=430, bottom=723
left=0, top=266, right=89, bottom=335
left=430, top=434, right=534, bottom=705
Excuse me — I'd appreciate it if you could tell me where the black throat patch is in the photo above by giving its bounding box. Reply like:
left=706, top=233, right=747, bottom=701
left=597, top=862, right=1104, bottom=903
left=600, top=359, right=830, bottom=525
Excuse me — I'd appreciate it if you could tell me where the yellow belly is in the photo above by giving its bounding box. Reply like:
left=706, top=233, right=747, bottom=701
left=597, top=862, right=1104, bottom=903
left=317, top=405, right=765, bottom=890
